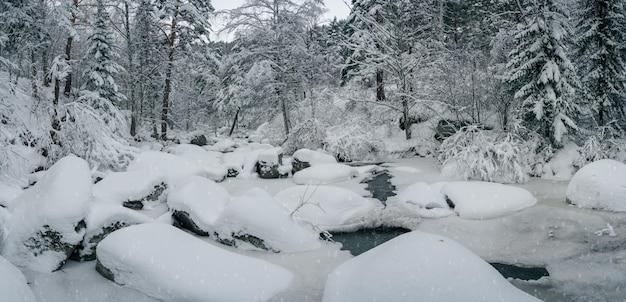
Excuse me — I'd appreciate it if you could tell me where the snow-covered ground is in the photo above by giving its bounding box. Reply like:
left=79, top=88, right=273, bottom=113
left=3, top=153, right=626, bottom=302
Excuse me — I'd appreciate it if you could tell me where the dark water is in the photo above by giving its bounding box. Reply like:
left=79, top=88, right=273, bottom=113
left=328, top=226, right=411, bottom=256
left=490, top=262, right=550, bottom=280
left=361, top=171, right=396, bottom=203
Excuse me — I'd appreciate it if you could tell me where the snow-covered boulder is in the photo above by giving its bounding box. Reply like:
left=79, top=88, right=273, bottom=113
left=291, top=148, right=337, bottom=174
left=274, top=185, right=380, bottom=231
left=0, top=255, right=37, bottom=302
left=322, top=231, right=541, bottom=302
left=566, top=159, right=626, bottom=211
left=442, top=181, right=537, bottom=220
left=213, top=188, right=321, bottom=252
left=205, top=138, right=238, bottom=152
left=71, top=202, right=153, bottom=261
left=127, top=150, right=211, bottom=186
left=0, top=182, right=22, bottom=209
left=167, top=176, right=231, bottom=236
left=256, top=147, right=285, bottom=179
left=189, top=134, right=208, bottom=146
left=96, top=223, right=292, bottom=302
left=93, top=170, right=167, bottom=210
left=166, top=144, right=227, bottom=182
left=293, top=163, right=358, bottom=185
left=396, top=182, right=454, bottom=218
left=1, top=156, right=91, bottom=272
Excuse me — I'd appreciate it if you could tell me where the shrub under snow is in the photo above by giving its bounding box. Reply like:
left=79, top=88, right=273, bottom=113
left=566, top=159, right=626, bottom=212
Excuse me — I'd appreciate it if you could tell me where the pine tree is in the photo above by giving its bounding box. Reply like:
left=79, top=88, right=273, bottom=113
left=505, top=0, right=579, bottom=148
left=574, top=0, right=626, bottom=126
left=82, top=0, right=126, bottom=107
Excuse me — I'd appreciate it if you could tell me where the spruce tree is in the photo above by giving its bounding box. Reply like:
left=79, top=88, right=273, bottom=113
left=574, top=0, right=626, bottom=126
left=504, top=0, right=579, bottom=147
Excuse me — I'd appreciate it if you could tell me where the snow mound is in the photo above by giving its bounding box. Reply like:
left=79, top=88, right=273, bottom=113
left=205, top=138, right=238, bottom=152
left=167, top=176, right=231, bottom=231
left=322, top=231, right=541, bottom=302
left=292, top=149, right=336, bottom=165
left=93, top=170, right=167, bottom=209
left=293, top=164, right=359, bottom=185
left=274, top=185, right=380, bottom=231
left=1, top=155, right=91, bottom=272
left=0, top=255, right=37, bottom=302
left=74, top=201, right=153, bottom=261
left=214, top=188, right=321, bottom=252
left=166, top=144, right=227, bottom=181
left=96, top=223, right=293, bottom=302
left=442, top=181, right=537, bottom=219
left=396, top=182, right=454, bottom=218
left=566, top=159, right=626, bottom=212
left=0, top=182, right=22, bottom=209
left=127, top=150, right=210, bottom=185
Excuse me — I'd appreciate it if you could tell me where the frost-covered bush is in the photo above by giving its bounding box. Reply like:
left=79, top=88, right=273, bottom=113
left=438, top=126, right=529, bottom=183
left=325, top=121, right=381, bottom=162
left=575, top=123, right=626, bottom=168
left=283, top=118, right=327, bottom=154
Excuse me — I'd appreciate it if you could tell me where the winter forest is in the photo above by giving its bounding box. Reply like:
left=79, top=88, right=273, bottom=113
left=1, top=0, right=626, bottom=301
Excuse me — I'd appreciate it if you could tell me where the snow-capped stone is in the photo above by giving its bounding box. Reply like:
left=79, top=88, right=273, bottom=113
left=566, top=159, right=626, bottom=212
left=293, top=163, right=359, bottom=185
left=0, top=182, right=22, bottom=209
left=126, top=150, right=211, bottom=186
left=167, top=176, right=231, bottom=236
left=291, top=148, right=337, bottom=174
left=1, top=156, right=91, bottom=272
left=442, top=181, right=537, bottom=220
left=166, top=144, right=227, bottom=181
left=257, top=147, right=285, bottom=179
left=213, top=188, right=321, bottom=252
left=72, top=202, right=153, bottom=261
left=0, top=255, right=37, bottom=302
left=96, top=223, right=292, bottom=302
left=93, top=170, right=167, bottom=209
left=274, top=185, right=380, bottom=231
left=322, top=231, right=542, bottom=302
left=396, top=182, right=454, bottom=218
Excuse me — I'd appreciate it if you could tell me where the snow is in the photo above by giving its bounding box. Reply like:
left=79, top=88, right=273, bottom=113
left=205, top=138, right=238, bottom=152
left=274, top=185, right=381, bottom=231
left=0, top=255, right=37, bottom=302
left=442, top=181, right=537, bottom=219
left=0, top=182, right=22, bottom=209
left=565, top=159, right=626, bottom=212
left=1, top=155, right=92, bottom=272
left=96, top=223, right=293, bottom=302
left=166, top=144, right=228, bottom=181
left=396, top=182, right=454, bottom=218
left=167, top=175, right=231, bottom=227
left=292, top=148, right=336, bottom=165
left=258, top=147, right=283, bottom=165
left=292, top=163, right=359, bottom=185
left=322, top=231, right=541, bottom=302
left=126, top=150, right=210, bottom=185
left=93, top=170, right=167, bottom=207
left=541, top=143, right=579, bottom=180
left=214, top=188, right=321, bottom=252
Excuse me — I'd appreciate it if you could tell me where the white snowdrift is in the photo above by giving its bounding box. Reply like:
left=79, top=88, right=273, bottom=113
left=292, top=149, right=336, bottom=165
left=214, top=188, right=321, bottom=252
left=126, top=150, right=210, bottom=185
left=93, top=170, right=167, bottom=207
left=96, top=223, right=293, bottom=302
left=166, top=144, right=227, bottom=181
left=396, top=182, right=454, bottom=218
left=566, top=159, right=626, bottom=212
left=274, top=185, right=380, bottom=230
left=1, top=155, right=92, bottom=272
left=167, top=176, right=231, bottom=228
left=442, top=181, right=537, bottom=219
left=293, top=163, right=358, bottom=185
left=0, top=182, right=22, bottom=209
left=0, top=255, right=37, bottom=302
left=322, top=231, right=541, bottom=302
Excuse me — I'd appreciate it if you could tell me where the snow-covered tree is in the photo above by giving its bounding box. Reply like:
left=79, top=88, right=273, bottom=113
left=504, top=0, right=579, bottom=148
left=574, top=0, right=626, bottom=126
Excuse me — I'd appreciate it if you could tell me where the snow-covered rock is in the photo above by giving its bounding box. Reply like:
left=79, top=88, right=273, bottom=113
left=93, top=170, right=167, bottom=209
left=214, top=188, right=321, bottom=252
left=291, top=149, right=336, bottom=174
left=167, top=176, right=231, bottom=236
left=205, top=138, right=238, bottom=152
left=322, top=231, right=541, bottom=302
left=1, top=156, right=91, bottom=272
left=396, top=182, right=454, bottom=218
left=274, top=185, right=380, bottom=231
left=566, top=159, right=626, bottom=212
left=72, top=202, right=153, bottom=261
left=442, top=181, right=537, bottom=220
left=166, top=144, right=227, bottom=181
left=0, top=255, right=37, bottom=302
left=127, top=150, right=210, bottom=186
left=0, top=182, right=22, bottom=209
left=293, top=163, right=358, bottom=185
left=257, top=147, right=285, bottom=179
left=96, top=223, right=292, bottom=302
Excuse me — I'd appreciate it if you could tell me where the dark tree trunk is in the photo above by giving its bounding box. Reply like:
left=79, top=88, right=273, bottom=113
left=63, top=0, right=78, bottom=97
left=161, top=0, right=180, bottom=141
left=376, top=69, right=385, bottom=101
left=229, top=107, right=240, bottom=137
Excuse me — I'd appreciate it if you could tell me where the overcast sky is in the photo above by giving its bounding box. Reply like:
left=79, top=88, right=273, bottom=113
left=210, top=0, right=352, bottom=40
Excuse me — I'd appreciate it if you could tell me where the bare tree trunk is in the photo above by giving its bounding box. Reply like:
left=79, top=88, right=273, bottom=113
left=63, top=0, right=78, bottom=97
left=161, top=0, right=180, bottom=141
left=376, top=69, right=385, bottom=101
left=30, top=49, right=39, bottom=101
left=229, top=107, right=240, bottom=137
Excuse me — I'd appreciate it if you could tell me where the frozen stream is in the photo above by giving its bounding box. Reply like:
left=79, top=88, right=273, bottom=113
left=20, top=157, right=626, bottom=302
